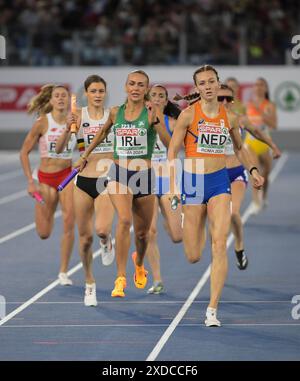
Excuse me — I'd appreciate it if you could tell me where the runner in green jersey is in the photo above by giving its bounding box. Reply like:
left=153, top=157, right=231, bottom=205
left=74, top=70, right=170, bottom=298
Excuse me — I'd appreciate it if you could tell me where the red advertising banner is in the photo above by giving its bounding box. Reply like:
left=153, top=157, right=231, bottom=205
left=0, top=84, right=70, bottom=111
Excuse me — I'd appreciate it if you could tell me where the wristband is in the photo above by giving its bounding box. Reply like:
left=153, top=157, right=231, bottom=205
left=249, top=166, right=258, bottom=175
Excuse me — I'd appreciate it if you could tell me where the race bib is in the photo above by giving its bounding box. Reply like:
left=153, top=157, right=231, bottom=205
left=115, top=126, right=147, bottom=156
left=83, top=125, right=114, bottom=153
left=197, top=122, right=229, bottom=155
left=47, top=131, right=76, bottom=159
left=152, top=135, right=167, bottom=161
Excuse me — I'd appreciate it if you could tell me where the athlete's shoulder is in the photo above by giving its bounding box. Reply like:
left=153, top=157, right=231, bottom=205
left=110, top=106, right=120, bottom=115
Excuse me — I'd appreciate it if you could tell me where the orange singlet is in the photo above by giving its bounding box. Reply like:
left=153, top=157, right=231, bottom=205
left=184, top=101, right=231, bottom=158
left=244, top=99, right=271, bottom=155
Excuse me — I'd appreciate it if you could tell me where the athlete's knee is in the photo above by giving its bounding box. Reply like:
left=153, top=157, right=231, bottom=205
left=118, top=215, right=132, bottom=230
left=79, top=234, right=93, bottom=252
left=135, top=228, right=150, bottom=242
left=185, top=247, right=203, bottom=264
left=211, top=237, right=227, bottom=256
left=231, top=211, right=241, bottom=225
left=148, top=225, right=157, bottom=241
left=95, top=225, right=110, bottom=239
left=37, top=231, right=51, bottom=240
left=169, top=229, right=182, bottom=243
left=36, top=224, right=52, bottom=240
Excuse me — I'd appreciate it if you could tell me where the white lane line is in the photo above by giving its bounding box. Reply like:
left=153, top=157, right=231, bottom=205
left=0, top=169, right=24, bottom=182
left=0, top=189, right=27, bottom=205
left=4, top=300, right=292, bottom=305
left=1, top=323, right=299, bottom=328
left=0, top=210, right=62, bottom=245
left=146, top=152, right=289, bottom=361
left=0, top=229, right=133, bottom=326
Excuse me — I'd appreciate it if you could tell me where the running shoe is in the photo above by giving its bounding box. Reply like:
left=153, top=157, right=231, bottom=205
left=147, top=281, right=164, bottom=294
left=235, top=250, right=248, bottom=270
left=84, top=283, right=98, bottom=306
left=111, top=276, right=127, bottom=298
left=132, top=252, right=148, bottom=289
left=99, top=234, right=115, bottom=266
left=250, top=201, right=262, bottom=215
left=58, top=272, right=73, bottom=286
left=204, top=307, right=221, bottom=327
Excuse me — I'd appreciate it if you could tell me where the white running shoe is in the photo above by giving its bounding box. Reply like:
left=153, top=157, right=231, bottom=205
left=58, top=272, right=73, bottom=286
left=205, top=307, right=221, bottom=327
left=99, top=235, right=115, bottom=266
left=250, top=201, right=262, bottom=215
left=84, top=283, right=98, bottom=307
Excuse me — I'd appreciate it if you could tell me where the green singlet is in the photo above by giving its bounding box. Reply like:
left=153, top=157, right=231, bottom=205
left=113, top=104, right=157, bottom=160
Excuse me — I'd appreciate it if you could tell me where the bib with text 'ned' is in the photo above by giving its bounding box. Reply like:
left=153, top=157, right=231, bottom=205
left=184, top=102, right=231, bottom=158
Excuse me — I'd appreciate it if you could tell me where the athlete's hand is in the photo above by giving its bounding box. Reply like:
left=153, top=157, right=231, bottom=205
left=251, top=170, right=264, bottom=190
left=66, top=112, right=78, bottom=132
left=272, top=144, right=282, bottom=159
left=27, top=179, right=39, bottom=198
left=73, top=156, right=87, bottom=172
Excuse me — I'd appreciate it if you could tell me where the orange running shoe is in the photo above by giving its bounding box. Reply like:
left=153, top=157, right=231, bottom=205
left=111, top=276, right=127, bottom=297
left=132, top=252, right=148, bottom=289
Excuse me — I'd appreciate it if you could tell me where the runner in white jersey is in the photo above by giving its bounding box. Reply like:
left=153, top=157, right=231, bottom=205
left=56, top=75, right=115, bottom=307
left=146, top=85, right=182, bottom=295
left=20, top=84, right=75, bottom=286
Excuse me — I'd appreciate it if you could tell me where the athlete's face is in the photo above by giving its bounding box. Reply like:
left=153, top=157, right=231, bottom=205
left=225, top=79, right=239, bottom=98
left=126, top=73, right=149, bottom=103
left=86, top=82, right=106, bottom=107
left=195, top=71, right=220, bottom=102
left=254, top=79, right=267, bottom=98
left=148, top=86, right=168, bottom=110
left=50, top=87, right=69, bottom=111
left=217, top=89, right=234, bottom=111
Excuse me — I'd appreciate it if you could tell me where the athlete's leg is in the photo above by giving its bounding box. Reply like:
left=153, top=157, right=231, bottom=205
left=159, top=195, right=183, bottom=243
left=259, top=150, right=272, bottom=203
left=74, top=186, right=95, bottom=284
left=35, top=182, right=58, bottom=239
left=245, top=145, right=262, bottom=207
left=132, top=194, right=156, bottom=266
left=145, top=197, right=161, bottom=282
left=230, top=181, right=247, bottom=251
left=94, top=192, right=115, bottom=243
left=58, top=182, right=75, bottom=273
left=182, top=204, right=207, bottom=263
left=207, top=193, right=231, bottom=309
left=107, top=181, right=133, bottom=277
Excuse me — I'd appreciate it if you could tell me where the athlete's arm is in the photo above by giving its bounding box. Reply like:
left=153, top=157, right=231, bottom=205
left=19, top=117, right=44, bottom=196
left=55, top=109, right=81, bottom=154
left=229, top=114, right=264, bottom=189
left=262, top=102, right=277, bottom=130
left=242, top=116, right=281, bottom=159
left=167, top=107, right=191, bottom=161
left=74, top=107, right=117, bottom=171
left=167, top=108, right=191, bottom=195
left=147, top=103, right=171, bottom=148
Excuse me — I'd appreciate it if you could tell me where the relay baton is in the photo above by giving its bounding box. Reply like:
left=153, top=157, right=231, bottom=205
left=57, top=168, right=79, bottom=192
left=32, top=191, right=45, bottom=204
left=70, top=94, right=77, bottom=134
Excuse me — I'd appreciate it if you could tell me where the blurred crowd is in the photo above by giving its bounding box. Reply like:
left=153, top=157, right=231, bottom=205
left=0, top=0, right=299, bottom=66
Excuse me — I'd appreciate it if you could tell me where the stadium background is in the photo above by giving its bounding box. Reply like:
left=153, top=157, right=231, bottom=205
left=0, top=0, right=299, bottom=151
